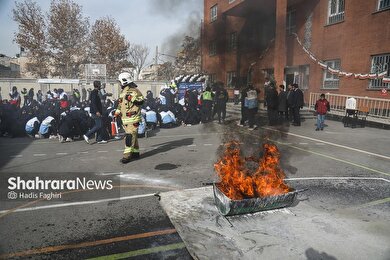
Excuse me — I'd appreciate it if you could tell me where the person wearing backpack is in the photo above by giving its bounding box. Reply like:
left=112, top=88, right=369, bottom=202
left=314, top=93, right=330, bottom=131
left=244, top=84, right=259, bottom=130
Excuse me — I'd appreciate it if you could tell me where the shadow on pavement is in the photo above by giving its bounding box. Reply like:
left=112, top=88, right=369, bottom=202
left=140, top=138, right=194, bottom=160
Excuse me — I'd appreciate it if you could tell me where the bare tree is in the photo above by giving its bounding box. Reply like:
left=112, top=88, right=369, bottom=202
left=157, top=61, right=175, bottom=81
left=89, top=17, right=131, bottom=78
left=174, top=36, right=201, bottom=75
left=13, top=0, right=50, bottom=78
left=128, top=44, right=150, bottom=80
left=47, top=0, right=89, bottom=78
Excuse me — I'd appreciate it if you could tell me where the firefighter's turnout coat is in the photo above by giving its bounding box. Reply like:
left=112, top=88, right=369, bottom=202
left=116, top=85, right=144, bottom=156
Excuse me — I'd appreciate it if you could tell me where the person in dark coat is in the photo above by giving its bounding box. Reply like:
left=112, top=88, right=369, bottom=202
left=83, top=81, right=105, bottom=144
left=286, top=84, right=294, bottom=122
left=214, top=84, right=229, bottom=123
left=291, top=83, right=304, bottom=126
left=277, top=85, right=288, bottom=122
left=265, top=84, right=279, bottom=126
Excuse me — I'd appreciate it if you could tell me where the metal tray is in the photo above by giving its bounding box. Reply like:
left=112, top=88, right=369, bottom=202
left=213, top=183, right=297, bottom=216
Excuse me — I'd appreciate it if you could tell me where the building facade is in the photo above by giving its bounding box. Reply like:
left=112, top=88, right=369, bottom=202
left=202, top=0, right=390, bottom=100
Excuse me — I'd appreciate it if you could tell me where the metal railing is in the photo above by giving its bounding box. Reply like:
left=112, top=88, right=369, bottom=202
left=308, top=93, right=390, bottom=124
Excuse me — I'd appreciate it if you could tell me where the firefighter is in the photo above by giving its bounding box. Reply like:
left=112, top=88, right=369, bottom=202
left=115, top=72, right=144, bottom=164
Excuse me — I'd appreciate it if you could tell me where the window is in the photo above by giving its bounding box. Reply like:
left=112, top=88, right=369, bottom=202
left=227, top=32, right=237, bottom=51
left=378, top=0, right=390, bottom=10
left=228, top=0, right=235, bottom=3
left=210, top=5, right=217, bottom=22
left=226, top=71, right=236, bottom=88
left=286, top=9, right=297, bottom=34
left=209, top=40, right=217, bottom=56
left=209, top=73, right=217, bottom=84
left=327, top=0, right=345, bottom=24
left=370, top=53, right=390, bottom=89
left=323, top=59, right=340, bottom=89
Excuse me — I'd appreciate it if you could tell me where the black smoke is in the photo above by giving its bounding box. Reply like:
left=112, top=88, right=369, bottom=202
left=149, top=0, right=202, bottom=56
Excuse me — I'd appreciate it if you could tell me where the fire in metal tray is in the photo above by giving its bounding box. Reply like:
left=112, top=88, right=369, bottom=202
left=213, top=141, right=297, bottom=215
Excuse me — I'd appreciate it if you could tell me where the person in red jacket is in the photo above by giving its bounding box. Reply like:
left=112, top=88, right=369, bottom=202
left=314, top=93, right=330, bottom=131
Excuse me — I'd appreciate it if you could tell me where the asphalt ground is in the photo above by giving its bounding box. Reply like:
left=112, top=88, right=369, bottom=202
left=0, top=109, right=389, bottom=259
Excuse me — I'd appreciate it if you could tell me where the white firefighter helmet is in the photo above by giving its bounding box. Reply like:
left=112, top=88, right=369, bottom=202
left=118, top=72, right=133, bottom=87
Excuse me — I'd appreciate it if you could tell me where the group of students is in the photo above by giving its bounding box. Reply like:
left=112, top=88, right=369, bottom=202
left=143, top=82, right=229, bottom=129
left=0, top=81, right=231, bottom=142
left=238, top=77, right=330, bottom=131
left=263, top=80, right=305, bottom=126
left=238, top=79, right=306, bottom=129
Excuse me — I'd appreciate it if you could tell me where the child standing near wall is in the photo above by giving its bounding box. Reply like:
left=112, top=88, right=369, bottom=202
left=314, top=93, right=330, bottom=131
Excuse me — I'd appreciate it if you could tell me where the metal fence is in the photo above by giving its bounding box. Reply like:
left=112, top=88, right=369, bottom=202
left=308, top=92, right=390, bottom=124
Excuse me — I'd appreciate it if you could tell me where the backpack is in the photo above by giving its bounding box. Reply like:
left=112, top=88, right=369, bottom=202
left=244, top=89, right=258, bottom=109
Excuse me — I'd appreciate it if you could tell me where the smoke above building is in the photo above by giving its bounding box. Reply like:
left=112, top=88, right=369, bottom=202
left=149, top=0, right=202, bottom=57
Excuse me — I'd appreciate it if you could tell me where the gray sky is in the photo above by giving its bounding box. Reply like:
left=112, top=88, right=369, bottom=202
left=0, top=0, right=203, bottom=64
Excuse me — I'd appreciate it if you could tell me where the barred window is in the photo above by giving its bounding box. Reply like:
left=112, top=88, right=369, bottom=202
left=209, top=73, right=217, bottom=84
left=370, top=53, right=390, bottom=89
left=209, top=41, right=217, bottom=56
left=286, top=9, right=297, bottom=35
left=210, top=5, right=217, bottom=22
left=226, top=71, right=236, bottom=88
left=378, top=0, right=390, bottom=10
left=328, top=0, right=345, bottom=24
left=227, top=32, right=237, bottom=51
left=323, top=59, right=340, bottom=89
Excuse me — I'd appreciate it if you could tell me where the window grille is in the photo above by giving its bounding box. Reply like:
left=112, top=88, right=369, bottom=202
left=370, top=53, right=390, bottom=88
left=287, top=9, right=297, bottom=34
left=328, top=0, right=345, bottom=24
left=226, top=71, right=236, bottom=87
left=378, top=0, right=390, bottom=10
left=323, top=59, right=340, bottom=89
left=209, top=41, right=217, bottom=56
left=211, top=5, right=218, bottom=22
left=227, top=32, right=237, bottom=51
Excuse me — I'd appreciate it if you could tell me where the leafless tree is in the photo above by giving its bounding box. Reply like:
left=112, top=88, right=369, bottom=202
left=13, top=0, right=50, bottom=78
left=47, top=0, right=89, bottom=78
left=128, top=44, right=150, bottom=80
left=157, top=61, right=175, bottom=81
left=89, top=17, right=131, bottom=78
left=174, top=36, right=201, bottom=75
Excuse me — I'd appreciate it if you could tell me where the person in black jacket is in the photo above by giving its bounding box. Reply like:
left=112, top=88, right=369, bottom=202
left=291, top=83, right=304, bottom=126
left=265, top=84, right=279, bottom=126
left=214, top=84, right=229, bottom=124
left=83, top=81, right=106, bottom=144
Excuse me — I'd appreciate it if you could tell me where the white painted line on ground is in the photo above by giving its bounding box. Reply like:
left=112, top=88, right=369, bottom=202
left=0, top=193, right=156, bottom=214
left=97, top=172, right=123, bottom=176
left=97, top=151, right=108, bottom=153
left=262, top=127, right=390, bottom=160
left=285, top=177, right=390, bottom=183
left=203, top=144, right=213, bottom=146
left=299, top=143, right=308, bottom=145
left=33, top=154, right=46, bottom=157
left=187, top=144, right=197, bottom=147
left=10, top=155, right=23, bottom=158
left=56, top=153, right=68, bottom=156
left=150, top=132, right=221, bottom=139
left=115, top=149, right=123, bottom=152
left=315, top=143, right=326, bottom=145
left=78, top=151, right=89, bottom=154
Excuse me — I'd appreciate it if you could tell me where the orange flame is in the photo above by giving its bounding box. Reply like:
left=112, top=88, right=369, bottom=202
left=214, top=141, right=291, bottom=200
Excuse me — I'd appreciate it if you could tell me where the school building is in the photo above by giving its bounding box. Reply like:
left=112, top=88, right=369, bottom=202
left=201, top=0, right=390, bottom=102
